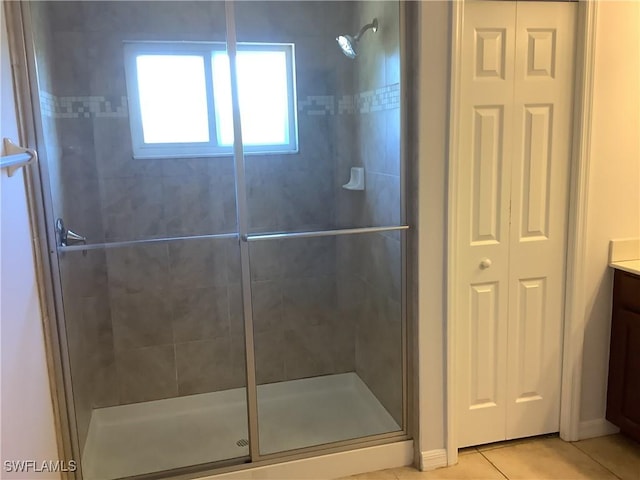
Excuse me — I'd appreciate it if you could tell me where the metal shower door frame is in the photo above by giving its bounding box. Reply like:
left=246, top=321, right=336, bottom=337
left=5, top=0, right=413, bottom=477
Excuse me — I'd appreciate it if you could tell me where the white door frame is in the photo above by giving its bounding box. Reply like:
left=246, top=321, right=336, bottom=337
left=445, top=0, right=598, bottom=466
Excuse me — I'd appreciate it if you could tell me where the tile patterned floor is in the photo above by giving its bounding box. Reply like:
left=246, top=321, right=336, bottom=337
left=343, top=434, right=640, bottom=480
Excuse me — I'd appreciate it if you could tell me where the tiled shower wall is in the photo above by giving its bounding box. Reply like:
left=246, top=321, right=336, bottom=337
left=31, top=0, right=359, bottom=452
left=31, top=0, right=402, bottom=452
left=335, top=1, right=404, bottom=426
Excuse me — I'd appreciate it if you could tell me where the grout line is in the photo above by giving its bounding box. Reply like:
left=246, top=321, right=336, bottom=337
left=569, top=441, right=624, bottom=480
left=384, top=436, right=630, bottom=480
left=478, top=450, right=509, bottom=480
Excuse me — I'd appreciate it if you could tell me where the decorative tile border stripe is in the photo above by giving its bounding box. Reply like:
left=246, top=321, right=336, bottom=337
left=299, top=84, right=401, bottom=116
left=298, top=95, right=335, bottom=116
left=39, top=92, right=128, bottom=118
left=362, top=83, right=400, bottom=113
left=39, top=84, right=400, bottom=119
left=338, top=84, right=401, bottom=115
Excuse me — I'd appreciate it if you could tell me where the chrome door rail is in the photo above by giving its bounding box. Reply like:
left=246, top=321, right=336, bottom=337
left=245, top=225, right=409, bottom=242
left=56, top=226, right=411, bottom=253
left=56, top=232, right=239, bottom=253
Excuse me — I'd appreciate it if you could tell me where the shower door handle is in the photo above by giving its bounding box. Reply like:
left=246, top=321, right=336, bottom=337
left=55, top=218, right=87, bottom=247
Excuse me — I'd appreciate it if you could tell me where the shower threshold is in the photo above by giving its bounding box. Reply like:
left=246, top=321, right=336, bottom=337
left=82, top=372, right=400, bottom=480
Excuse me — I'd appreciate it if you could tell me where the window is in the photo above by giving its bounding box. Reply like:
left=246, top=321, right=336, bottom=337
left=124, top=42, right=298, bottom=159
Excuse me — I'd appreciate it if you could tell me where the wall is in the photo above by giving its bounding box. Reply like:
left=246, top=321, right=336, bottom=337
left=416, top=0, right=449, bottom=457
left=0, top=4, right=60, bottom=478
left=335, top=1, right=403, bottom=425
left=579, top=0, right=640, bottom=425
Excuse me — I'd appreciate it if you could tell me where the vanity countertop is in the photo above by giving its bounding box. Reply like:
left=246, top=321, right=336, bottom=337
left=609, top=238, right=640, bottom=276
left=609, top=259, right=640, bottom=276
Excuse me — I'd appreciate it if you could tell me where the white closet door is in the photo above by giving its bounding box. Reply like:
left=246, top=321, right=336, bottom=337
left=456, top=1, right=516, bottom=447
left=506, top=1, right=576, bottom=440
left=456, top=1, right=576, bottom=448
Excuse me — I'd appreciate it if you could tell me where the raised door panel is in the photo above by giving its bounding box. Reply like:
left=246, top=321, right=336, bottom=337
left=475, top=29, right=507, bottom=80
left=506, top=1, right=576, bottom=440
left=619, top=312, right=640, bottom=430
left=456, top=1, right=515, bottom=448
left=471, top=106, right=504, bottom=245
left=469, top=282, right=501, bottom=410
left=520, top=104, right=552, bottom=240
left=513, top=278, right=546, bottom=404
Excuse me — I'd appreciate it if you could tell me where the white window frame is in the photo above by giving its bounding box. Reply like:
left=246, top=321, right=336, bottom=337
left=123, top=41, right=298, bottom=159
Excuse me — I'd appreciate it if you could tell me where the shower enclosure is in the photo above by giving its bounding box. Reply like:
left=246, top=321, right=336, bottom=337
left=17, top=1, right=409, bottom=478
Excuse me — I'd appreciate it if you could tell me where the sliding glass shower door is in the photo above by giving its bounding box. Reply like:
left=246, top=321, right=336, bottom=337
left=29, top=1, right=254, bottom=478
left=27, top=0, right=406, bottom=478
left=231, top=0, right=406, bottom=456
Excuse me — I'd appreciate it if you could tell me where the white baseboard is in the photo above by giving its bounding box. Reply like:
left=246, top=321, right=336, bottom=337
left=205, top=440, right=414, bottom=479
left=578, top=418, right=620, bottom=440
left=419, top=449, right=447, bottom=471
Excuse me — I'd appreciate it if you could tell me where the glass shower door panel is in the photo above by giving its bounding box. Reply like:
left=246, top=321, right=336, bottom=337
left=57, top=237, right=249, bottom=479
left=230, top=0, right=405, bottom=457
left=33, top=0, right=256, bottom=476
left=248, top=233, right=403, bottom=455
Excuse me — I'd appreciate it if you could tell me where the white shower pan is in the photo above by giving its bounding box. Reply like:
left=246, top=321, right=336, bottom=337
left=82, top=373, right=400, bottom=480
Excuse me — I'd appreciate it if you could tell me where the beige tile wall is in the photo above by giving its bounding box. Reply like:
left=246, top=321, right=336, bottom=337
left=335, top=1, right=403, bottom=426
left=33, top=0, right=403, bottom=453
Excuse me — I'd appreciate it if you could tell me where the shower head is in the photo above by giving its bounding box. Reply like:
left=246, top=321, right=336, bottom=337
left=337, top=35, right=358, bottom=59
left=336, top=18, right=378, bottom=59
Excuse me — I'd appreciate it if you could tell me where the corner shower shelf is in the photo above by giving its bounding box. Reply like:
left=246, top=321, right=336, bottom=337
left=1, top=138, right=37, bottom=177
left=342, top=166, right=365, bottom=190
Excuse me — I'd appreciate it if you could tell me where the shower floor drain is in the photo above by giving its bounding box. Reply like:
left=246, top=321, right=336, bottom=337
left=236, top=439, right=249, bottom=447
